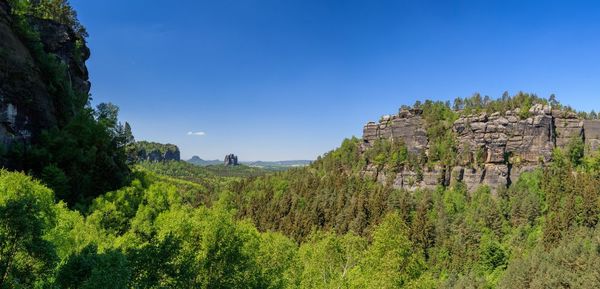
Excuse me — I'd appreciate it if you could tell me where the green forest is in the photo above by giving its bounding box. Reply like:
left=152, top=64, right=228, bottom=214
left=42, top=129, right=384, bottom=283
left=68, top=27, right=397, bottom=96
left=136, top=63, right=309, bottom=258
left=5, top=130, right=600, bottom=288
left=3, top=0, right=600, bottom=288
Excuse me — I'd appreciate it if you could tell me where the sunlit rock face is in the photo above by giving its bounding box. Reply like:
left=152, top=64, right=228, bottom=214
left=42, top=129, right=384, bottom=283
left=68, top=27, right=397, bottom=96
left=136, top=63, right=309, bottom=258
left=362, top=104, right=599, bottom=193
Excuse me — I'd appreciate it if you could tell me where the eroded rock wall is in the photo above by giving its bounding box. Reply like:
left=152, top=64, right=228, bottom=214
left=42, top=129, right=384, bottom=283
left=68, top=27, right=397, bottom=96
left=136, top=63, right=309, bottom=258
left=0, top=1, right=89, bottom=149
left=362, top=104, right=600, bottom=193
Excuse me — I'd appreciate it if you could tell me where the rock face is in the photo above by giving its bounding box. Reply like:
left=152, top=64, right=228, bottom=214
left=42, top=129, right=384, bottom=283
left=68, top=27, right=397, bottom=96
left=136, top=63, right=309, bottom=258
left=133, top=141, right=180, bottom=162
left=224, top=154, right=239, bottom=166
left=363, top=109, right=428, bottom=154
left=584, top=120, right=600, bottom=153
left=362, top=104, right=600, bottom=193
left=0, top=1, right=90, bottom=150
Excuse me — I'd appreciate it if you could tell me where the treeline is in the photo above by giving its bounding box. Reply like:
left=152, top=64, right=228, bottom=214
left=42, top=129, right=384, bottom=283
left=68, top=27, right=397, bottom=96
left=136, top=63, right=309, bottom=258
left=402, top=92, right=599, bottom=119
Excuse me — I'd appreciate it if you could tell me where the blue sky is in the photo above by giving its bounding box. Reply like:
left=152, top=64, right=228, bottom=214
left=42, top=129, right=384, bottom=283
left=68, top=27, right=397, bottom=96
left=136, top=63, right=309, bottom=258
left=70, top=0, right=600, bottom=161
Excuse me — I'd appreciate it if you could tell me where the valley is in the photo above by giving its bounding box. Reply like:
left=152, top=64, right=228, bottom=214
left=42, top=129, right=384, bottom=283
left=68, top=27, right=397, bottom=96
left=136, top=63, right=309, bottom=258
left=1, top=0, right=600, bottom=288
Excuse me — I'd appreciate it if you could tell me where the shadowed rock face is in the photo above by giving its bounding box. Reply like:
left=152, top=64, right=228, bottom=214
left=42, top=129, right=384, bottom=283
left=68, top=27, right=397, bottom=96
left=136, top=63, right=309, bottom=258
left=224, top=154, right=239, bottom=166
left=362, top=104, right=599, bottom=193
left=0, top=1, right=90, bottom=149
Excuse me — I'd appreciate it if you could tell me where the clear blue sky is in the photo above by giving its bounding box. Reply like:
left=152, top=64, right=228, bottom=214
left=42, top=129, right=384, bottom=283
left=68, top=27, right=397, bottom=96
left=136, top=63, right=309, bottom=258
left=71, top=0, right=600, bottom=161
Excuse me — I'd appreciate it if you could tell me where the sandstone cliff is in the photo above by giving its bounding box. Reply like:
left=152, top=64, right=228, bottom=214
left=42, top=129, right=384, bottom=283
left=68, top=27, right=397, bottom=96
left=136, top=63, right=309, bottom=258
left=362, top=103, right=600, bottom=192
left=224, top=154, right=239, bottom=166
left=0, top=0, right=89, bottom=148
left=131, top=141, right=181, bottom=162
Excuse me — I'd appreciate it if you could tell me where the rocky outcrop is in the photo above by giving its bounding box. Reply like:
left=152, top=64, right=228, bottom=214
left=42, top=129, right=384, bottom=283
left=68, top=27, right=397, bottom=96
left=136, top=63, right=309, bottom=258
left=0, top=1, right=90, bottom=149
left=362, top=104, right=600, bottom=193
left=132, top=141, right=180, bottom=162
left=224, top=154, right=239, bottom=166
left=363, top=109, right=428, bottom=154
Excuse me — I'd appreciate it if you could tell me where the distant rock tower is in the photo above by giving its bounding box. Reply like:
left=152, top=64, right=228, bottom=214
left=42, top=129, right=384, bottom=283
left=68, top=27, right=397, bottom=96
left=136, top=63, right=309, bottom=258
left=224, top=154, right=239, bottom=166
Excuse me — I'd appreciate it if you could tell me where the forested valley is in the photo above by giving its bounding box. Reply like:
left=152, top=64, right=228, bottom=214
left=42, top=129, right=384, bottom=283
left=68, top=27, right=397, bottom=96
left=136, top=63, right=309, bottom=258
left=2, top=1, right=600, bottom=288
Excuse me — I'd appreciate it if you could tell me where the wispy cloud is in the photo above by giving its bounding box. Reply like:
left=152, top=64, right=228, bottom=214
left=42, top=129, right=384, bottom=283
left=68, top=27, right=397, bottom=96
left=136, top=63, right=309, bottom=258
left=187, top=131, right=206, bottom=136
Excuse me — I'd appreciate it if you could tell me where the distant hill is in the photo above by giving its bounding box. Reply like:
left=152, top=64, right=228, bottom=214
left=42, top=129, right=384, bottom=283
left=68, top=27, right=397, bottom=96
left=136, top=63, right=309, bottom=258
left=187, top=156, right=222, bottom=166
left=187, top=156, right=312, bottom=170
left=243, top=160, right=312, bottom=170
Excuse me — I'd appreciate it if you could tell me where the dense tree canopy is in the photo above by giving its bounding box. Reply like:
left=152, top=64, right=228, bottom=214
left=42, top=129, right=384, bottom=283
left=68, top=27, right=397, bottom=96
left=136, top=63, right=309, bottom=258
left=3, top=141, right=600, bottom=288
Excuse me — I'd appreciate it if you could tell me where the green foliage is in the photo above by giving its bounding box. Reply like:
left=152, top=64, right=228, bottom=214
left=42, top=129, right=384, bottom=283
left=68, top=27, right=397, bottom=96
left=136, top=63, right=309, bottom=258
left=453, top=91, right=548, bottom=117
left=420, top=100, right=458, bottom=166
left=23, top=108, right=131, bottom=206
left=349, top=213, right=426, bottom=289
left=567, top=136, right=585, bottom=167
left=499, top=228, right=600, bottom=288
left=202, top=164, right=272, bottom=178
left=231, top=149, right=396, bottom=241
left=131, top=141, right=179, bottom=157
left=4, top=134, right=600, bottom=289
left=2, top=42, right=600, bottom=285
left=298, top=231, right=366, bottom=289
left=10, top=8, right=86, bottom=125
left=9, top=0, right=88, bottom=38
left=364, top=138, right=412, bottom=174
left=55, top=245, right=130, bottom=289
left=319, top=137, right=365, bottom=174
left=0, top=171, right=57, bottom=288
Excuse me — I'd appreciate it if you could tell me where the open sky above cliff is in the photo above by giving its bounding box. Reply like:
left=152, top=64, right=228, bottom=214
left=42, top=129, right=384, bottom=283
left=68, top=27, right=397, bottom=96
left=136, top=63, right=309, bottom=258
left=71, top=0, right=600, bottom=161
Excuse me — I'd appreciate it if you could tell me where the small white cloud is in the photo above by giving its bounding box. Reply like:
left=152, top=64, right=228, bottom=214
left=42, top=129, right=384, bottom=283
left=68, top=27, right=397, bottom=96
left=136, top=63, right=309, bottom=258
left=187, top=131, right=206, bottom=136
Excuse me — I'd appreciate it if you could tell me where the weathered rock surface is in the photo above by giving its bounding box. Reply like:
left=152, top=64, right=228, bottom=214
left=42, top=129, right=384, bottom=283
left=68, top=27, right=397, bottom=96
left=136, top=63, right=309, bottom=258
left=363, top=109, right=428, bottom=154
left=554, top=110, right=583, bottom=149
left=584, top=120, right=600, bottom=153
left=0, top=1, right=89, bottom=149
left=362, top=104, right=600, bottom=193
